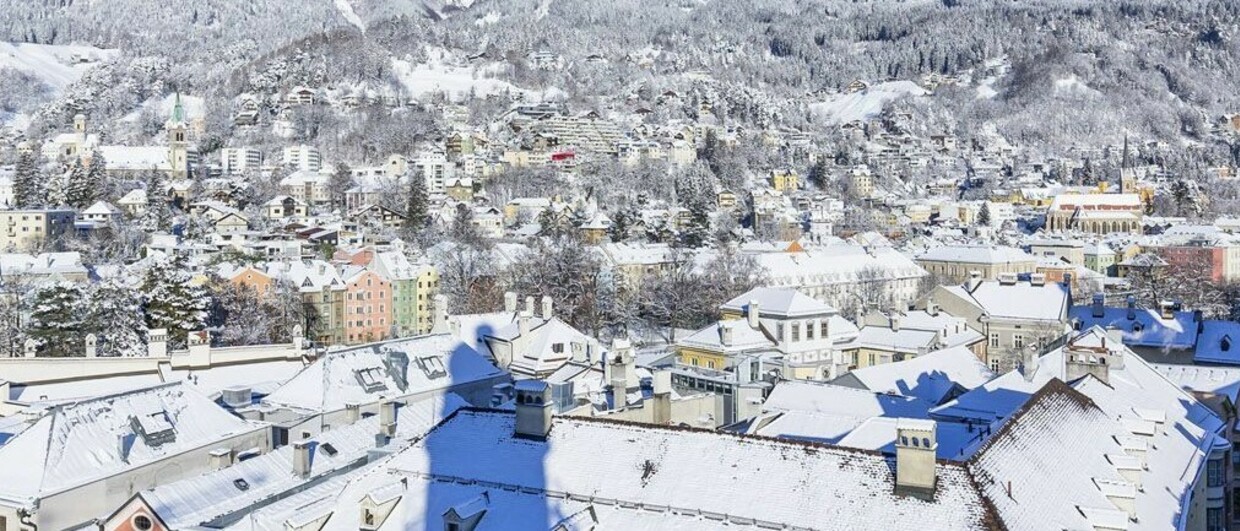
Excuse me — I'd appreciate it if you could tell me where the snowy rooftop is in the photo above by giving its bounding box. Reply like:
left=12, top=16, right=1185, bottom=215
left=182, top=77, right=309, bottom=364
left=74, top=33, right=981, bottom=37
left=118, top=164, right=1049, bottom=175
left=1069, top=303, right=1197, bottom=350
left=941, top=279, right=1069, bottom=322
left=0, top=382, right=265, bottom=507
left=720, top=287, right=838, bottom=317
left=917, top=244, right=1036, bottom=265
left=380, top=410, right=994, bottom=530
left=838, top=346, right=995, bottom=405
left=261, top=334, right=502, bottom=413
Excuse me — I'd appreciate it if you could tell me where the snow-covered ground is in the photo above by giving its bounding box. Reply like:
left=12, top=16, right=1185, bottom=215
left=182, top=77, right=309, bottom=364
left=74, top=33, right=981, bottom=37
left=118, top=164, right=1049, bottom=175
left=120, top=93, right=207, bottom=123
left=810, top=81, right=928, bottom=124
left=1053, top=76, right=1100, bottom=97
left=0, top=42, right=118, bottom=92
left=392, top=48, right=564, bottom=103
left=334, top=0, right=366, bottom=32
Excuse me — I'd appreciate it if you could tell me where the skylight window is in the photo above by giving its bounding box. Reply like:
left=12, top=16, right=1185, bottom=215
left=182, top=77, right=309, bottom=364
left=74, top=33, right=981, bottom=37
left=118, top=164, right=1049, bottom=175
left=416, top=356, right=447, bottom=379
left=355, top=367, right=388, bottom=392
left=233, top=478, right=250, bottom=491
left=321, top=443, right=338, bottom=456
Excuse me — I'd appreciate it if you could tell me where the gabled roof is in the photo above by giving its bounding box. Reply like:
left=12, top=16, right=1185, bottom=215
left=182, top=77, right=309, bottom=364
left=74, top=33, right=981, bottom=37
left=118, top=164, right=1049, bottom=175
left=838, top=346, right=995, bottom=405
left=917, top=244, right=1036, bottom=265
left=720, top=287, right=837, bottom=318
left=1069, top=304, right=1197, bottom=350
left=483, top=316, right=592, bottom=377
left=261, top=334, right=502, bottom=413
left=941, top=279, right=1069, bottom=322
left=0, top=382, right=263, bottom=507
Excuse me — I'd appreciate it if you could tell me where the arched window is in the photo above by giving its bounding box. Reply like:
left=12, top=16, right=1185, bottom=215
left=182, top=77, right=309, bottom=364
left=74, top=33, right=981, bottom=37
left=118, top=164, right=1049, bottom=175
left=901, top=436, right=908, bottom=446
left=912, top=437, right=920, bottom=447
left=922, top=438, right=931, bottom=447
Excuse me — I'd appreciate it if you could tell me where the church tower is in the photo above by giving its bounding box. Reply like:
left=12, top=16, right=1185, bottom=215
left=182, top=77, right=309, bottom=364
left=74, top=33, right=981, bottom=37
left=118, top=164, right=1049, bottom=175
left=167, top=93, right=189, bottom=180
left=1119, top=135, right=1136, bottom=194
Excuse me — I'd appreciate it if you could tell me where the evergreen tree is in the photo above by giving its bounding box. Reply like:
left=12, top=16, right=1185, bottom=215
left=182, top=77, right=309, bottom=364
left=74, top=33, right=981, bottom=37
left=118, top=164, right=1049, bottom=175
left=45, top=165, right=70, bottom=207
left=328, top=162, right=353, bottom=209
left=808, top=157, right=829, bottom=189
left=404, top=172, right=429, bottom=231
left=24, top=282, right=86, bottom=357
left=140, top=170, right=173, bottom=232
left=141, top=256, right=210, bottom=348
left=83, top=277, right=146, bottom=356
left=13, top=149, right=42, bottom=208
left=65, top=156, right=98, bottom=209
left=978, top=201, right=992, bottom=226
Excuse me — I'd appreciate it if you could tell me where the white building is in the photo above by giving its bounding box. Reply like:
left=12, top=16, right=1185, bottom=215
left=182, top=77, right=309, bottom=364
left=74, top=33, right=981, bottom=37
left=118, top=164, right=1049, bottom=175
left=282, top=145, right=323, bottom=172
left=219, top=147, right=263, bottom=175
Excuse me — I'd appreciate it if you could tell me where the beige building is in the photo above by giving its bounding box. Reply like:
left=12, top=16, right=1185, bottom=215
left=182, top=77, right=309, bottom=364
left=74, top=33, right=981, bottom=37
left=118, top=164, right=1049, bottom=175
left=916, top=245, right=1037, bottom=282
left=0, top=209, right=75, bottom=252
left=1044, top=193, right=1143, bottom=234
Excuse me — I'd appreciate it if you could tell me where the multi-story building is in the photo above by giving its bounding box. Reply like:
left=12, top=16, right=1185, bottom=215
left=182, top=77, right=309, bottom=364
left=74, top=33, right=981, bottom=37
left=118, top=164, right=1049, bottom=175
left=919, top=272, right=1071, bottom=372
left=915, top=244, right=1037, bottom=283
left=0, top=209, right=75, bottom=252
left=750, top=243, right=929, bottom=318
left=369, top=251, right=438, bottom=336
left=1044, top=193, right=1143, bottom=234
left=281, top=144, right=322, bottom=172
left=219, top=147, right=263, bottom=175
left=279, top=169, right=331, bottom=206
left=413, top=151, right=452, bottom=195
left=341, top=266, right=393, bottom=344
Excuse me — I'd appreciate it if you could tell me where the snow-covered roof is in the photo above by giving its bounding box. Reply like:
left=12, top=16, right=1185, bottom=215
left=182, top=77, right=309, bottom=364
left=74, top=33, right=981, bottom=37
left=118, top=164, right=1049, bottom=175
left=941, top=279, right=1069, bottom=322
left=839, top=346, right=995, bottom=404
left=677, top=319, right=775, bottom=353
left=720, top=287, right=838, bottom=317
left=0, top=382, right=265, bottom=507
left=917, top=244, right=1036, bottom=265
left=752, top=245, right=927, bottom=284
left=484, top=316, right=592, bottom=377
left=1152, top=363, right=1240, bottom=405
left=261, top=334, right=502, bottom=413
left=82, top=200, right=121, bottom=215
left=1069, top=303, right=1197, bottom=350
left=1195, top=320, right=1240, bottom=365
left=99, top=145, right=173, bottom=172
left=378, top=410, right=994, bottom=529
left=1048, top=193, right=1143, bottom=209
left=141, top=393, right=466, bottom=529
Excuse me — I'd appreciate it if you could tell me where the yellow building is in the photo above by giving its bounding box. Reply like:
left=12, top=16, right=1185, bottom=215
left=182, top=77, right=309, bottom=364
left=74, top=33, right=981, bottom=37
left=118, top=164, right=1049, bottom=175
left=771, top=169, right=800, bottom=193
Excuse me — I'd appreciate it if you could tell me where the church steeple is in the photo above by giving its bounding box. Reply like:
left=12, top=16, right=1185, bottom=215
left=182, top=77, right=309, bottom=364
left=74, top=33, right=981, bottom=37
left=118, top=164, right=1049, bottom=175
left=167, top=92, right=189, bottom=180
left=1119, top=134, right=1136, bottom=194
left=171, top=92, right=185, bottom=125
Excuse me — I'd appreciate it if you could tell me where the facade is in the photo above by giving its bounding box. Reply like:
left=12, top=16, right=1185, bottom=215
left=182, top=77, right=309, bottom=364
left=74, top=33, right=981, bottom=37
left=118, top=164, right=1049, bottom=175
left=342, top=267, right=393, bottom=344
left=219, top=147, right=262, bottom=175
left=1044, top=193, right=1143, bottom=234
left=281, top=145, right=322, bottom=172
left=0, top=209, right=75, bottom=252
left=916, top=244, right=1037, bottom=282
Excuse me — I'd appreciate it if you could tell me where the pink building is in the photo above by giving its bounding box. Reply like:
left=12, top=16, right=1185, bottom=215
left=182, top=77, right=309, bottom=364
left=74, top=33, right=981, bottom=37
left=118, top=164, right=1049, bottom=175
left=343, top=266, right=393, bottom=344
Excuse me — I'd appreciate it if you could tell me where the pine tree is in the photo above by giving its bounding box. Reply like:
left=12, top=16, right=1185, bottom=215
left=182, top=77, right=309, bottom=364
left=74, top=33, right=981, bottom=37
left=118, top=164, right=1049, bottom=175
left=140, top=170, right=173, bottom=232
left=978, top=201, right=992, bottom=226
left=24, top=282, right=86, bottom=357
left=404, top=172, right=429, bottom=231
left=45, top=164, right=71, bottom=207
left=13, top=150, right=42, bottom=208
left=141, top=256, right=210, bottom=348
left=328, top=162, right=353, bottom=209
left=808, top=158, right=829, bottom=189
left=83, top=278, right=146, bottom=356
left=65, top=157, right=96, bottom=209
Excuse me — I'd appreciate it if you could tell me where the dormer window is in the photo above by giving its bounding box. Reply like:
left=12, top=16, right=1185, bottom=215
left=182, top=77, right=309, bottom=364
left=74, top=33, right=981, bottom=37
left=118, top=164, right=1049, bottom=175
left=1223, top=336, right=1232, bottom=353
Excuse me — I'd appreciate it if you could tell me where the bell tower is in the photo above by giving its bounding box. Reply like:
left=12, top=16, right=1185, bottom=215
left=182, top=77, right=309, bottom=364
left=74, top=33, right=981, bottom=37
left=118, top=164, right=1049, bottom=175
left=1119, top=135, right=1136, bottom=194
left=167, top=93, right=189, bottom=180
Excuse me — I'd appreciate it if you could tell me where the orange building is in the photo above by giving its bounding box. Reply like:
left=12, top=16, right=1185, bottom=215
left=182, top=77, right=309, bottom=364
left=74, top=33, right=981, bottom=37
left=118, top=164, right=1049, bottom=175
left=228, top=265, right=274, bottom=294
left=342, top=266, right=394, bottom=344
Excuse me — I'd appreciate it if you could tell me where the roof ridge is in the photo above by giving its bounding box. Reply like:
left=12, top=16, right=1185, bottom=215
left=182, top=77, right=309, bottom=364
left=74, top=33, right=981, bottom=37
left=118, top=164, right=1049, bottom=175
left=966, top=378, right=1096, bottom=463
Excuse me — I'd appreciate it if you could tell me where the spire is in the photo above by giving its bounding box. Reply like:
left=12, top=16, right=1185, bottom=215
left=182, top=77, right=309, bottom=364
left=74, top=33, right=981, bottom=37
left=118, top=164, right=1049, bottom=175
left=171, top=92, right=185, bottom=124
left=1121, top=134, right=1130, bottom=170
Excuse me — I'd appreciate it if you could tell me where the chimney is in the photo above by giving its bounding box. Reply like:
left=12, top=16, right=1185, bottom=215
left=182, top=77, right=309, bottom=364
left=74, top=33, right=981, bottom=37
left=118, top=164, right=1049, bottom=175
left=895, top=419, right=938, bottom=497
left=926, top=300, right=939, bottom=316
left=747, top=300, right=761, bottom=329
left=965, top=271, right=982, bottom=292
left=504, top=292, right=518, bottom=313
left=1091, top=293, right=1106, bottom=318
left=432, top=294, right=449, bottom=333
left=379, top=401, right=398, bottom=438
left=85, top=333, right=97, bottom=358
left=209, top=448, right=233, bottom=470
left=293, top=439, right=312, bottom=478
left=1159, top=300, right=1174, bottom=320
left=518, top=310, right=532, bottom=337
left=525, top=296, right=536, bottom=315
left=1029, top=273, right=1046, bottom=286
left=651, top=371, right=672, bottom=425
left=117, top=433, right=135, bottom=462
left=890, top=313, right=901, bottom=332
left=345, top=402, right=361, bottom=423
left=514, top=380, right=552, bottom=440
left=719, top=322, right=734, bottom=347
left=147, top=328, right=168, bottom=357
left=541, top=296, right=553, bottom=320
left=1126, top=296, right=1136, bottom=320
left=998, top=272, right=1017, bottom=286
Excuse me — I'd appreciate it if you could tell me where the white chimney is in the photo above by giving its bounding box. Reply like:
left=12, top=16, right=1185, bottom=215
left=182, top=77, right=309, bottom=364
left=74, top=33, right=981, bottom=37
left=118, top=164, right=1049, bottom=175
left=293, top=439, right=312, bottom=478
left=525, top=296, right=535, bottom=315
left=514, top=380, right=552, bottom=440
left=209, top=448, right=233, bottom=470
left=748, top=300, right=760, bottom=329
left=147, top=328, right=168, bottom=357
left=719, top=322, right=734, bottom=346
left=651, top=371, right=672, bottom=425
left=541, top=296, right=553, bottom=320
left=345, top=401, right=361, bottom=423
left=891, top=314, right=901, bottom=332
left=504, top=292, right=518, bottom=313
left=895, top=419, right=937, bottom=496
left=926, top=300, right=939, bottom=316
left=432, top=294, right=449, bottom=333
left=379, top=401, right=398, bottom=438
left=85, top=333, right=97, bottom=358
left=518, top=310, right=532, bottom=337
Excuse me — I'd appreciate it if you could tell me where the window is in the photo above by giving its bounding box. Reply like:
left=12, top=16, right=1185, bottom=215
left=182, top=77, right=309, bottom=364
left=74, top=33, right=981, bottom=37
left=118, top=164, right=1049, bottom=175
left=552, top=343, right=565, bottom=354
left=990, top=334, right=1000, bottom=348
left=707, top=360, right=715, bottom=369
left=1223, top=336, right=1233, bottom=353
left=820, top=322, right=828, bottom=337
left=1207, top=507, right=1222, bottom=531
left=1013, top=334, right=1024, bottom=349
left=990, top=357, right=1000, bottom=372
left=791, top=323, right=800, bottom=342
left=447, top=523, right=460, bottom=531
left=806, top=324, right=815, bottom=340
left=132, top=515, right=154, bottom=531
left=1209, top=458, right=1225, bottom=488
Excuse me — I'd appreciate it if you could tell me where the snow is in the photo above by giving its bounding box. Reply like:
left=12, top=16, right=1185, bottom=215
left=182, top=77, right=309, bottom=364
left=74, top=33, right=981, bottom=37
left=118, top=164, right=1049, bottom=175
left=392, top=49, right=531, bottom=103
left=474, top=10, right=502, bottom=26
left=720, top=287, right=837, bottom=317
left=1053, top=76, right=1101, bottom=97
left=0, top=42, right=118, bottom=92
left=121, top=93, right=206, bottom=123
left=334, top=0, right=366, bottom=31
left=810, top=81, right=928, bottom=124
